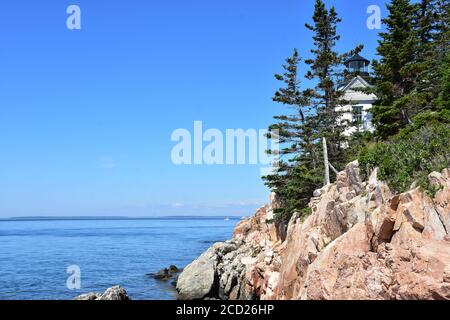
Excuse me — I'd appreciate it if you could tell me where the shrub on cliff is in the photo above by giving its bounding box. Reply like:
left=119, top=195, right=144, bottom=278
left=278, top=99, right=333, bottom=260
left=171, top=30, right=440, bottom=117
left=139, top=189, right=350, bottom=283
left=359, top=120, right=449, bottom=194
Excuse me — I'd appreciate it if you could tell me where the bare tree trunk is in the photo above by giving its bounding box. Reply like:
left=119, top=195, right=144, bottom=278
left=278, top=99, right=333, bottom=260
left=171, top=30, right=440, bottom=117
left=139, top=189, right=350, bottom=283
left=323, top=137, right=330, bottom=186
left=329, top=161, right=339, bottom=175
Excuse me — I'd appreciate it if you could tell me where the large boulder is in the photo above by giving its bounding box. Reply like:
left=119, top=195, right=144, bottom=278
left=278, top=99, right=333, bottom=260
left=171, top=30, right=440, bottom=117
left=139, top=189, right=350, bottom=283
left=429, top=169, right=450, bottom=234
left=176, top=248, right=217, bottom=300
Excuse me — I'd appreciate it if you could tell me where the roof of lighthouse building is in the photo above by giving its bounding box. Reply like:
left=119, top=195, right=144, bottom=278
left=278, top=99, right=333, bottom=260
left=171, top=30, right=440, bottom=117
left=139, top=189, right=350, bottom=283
left=344, top=53, right=370, bottom=65
left=340, top=75, right=373, bottom=91
left=339, top=75, right=378, bottom=102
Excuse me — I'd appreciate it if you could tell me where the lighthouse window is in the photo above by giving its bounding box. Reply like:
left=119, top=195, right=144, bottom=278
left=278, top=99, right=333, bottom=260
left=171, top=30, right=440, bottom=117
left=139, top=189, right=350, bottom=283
left=352, top=105, right=363, bottom=125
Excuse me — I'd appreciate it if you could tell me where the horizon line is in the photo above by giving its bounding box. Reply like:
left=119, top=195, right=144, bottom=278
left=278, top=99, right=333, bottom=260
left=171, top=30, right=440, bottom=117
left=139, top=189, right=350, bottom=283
left=0, top=215, right=247, bottom=221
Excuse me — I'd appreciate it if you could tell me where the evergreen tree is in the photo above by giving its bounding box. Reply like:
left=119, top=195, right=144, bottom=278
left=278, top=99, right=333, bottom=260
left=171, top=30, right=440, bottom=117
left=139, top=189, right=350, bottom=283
left=425, top=0, right=450, bottom=109
left=263, top=49, right=304, bottom=195
left=431, top=0, right=450, bottom=65
left=371, top=0, right=418, bottom=138
left=303, top=0, right=350, bottom=174
left=412, top=0, right=436, bottom=104
left=414, top=0, right=449, bottom=109
left=371, top=0, right=449, bottom=139
left=264, top=0, right=353, bottom=222
left=263, top=50, right=321, bottom=221
left=435, top=52, right=450, bottom=112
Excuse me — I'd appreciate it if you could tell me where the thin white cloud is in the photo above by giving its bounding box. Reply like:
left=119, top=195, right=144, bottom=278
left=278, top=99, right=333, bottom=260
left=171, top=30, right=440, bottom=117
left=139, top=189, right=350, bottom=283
left=103, top=163, right=117, bottom=169
left=100, top=158, right=117, bottom=169
left=175, top=200, right=265, bottom=209
left=171, top=202, right=183, bottom=208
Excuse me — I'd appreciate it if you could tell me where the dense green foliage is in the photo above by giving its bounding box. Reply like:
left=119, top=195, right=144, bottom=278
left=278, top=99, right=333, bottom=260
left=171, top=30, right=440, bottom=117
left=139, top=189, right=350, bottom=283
left=359, top=0, right=449, bottom=194
left=359, top=120, right=449, bottom=194
left=371, top=0, right=449, bottom=138
left=371, top=0, right=418, bottom=139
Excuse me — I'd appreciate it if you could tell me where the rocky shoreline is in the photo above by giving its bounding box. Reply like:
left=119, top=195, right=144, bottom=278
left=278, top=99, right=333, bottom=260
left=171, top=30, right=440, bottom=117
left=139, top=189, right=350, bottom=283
left=74, top=286, right=130, bottom=300
left=176, top=161, right=450, bottom=300
left=74, top=264, right=182, bottom=300
left=73, top=161, right=449, bottom=300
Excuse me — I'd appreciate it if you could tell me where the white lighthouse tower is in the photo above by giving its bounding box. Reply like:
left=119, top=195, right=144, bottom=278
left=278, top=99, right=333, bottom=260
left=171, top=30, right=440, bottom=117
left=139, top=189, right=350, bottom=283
left=337, top=53, right=378, bottom=136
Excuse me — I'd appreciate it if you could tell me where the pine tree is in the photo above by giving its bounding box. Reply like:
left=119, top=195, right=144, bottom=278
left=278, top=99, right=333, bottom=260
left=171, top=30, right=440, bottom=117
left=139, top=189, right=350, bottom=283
left=303, top=0, right=349, bottom=174
left=413, top=0, right=448, bottom=109
left=434, top=50, right=450, bottom=114
left=371, top=0, right=418, bottom=138
left=264, top=0, right=355, bottom=222
left=412, top=0, right=436, bottom=101
left=431, top=0, right=450, bottom=67
left=263, top=49, right=304, bottom=195
left=424, top=0, right=450, bottom=109
left=263, top=50, right=321, bottom=221
left=371, top=0, right=449, bottom=139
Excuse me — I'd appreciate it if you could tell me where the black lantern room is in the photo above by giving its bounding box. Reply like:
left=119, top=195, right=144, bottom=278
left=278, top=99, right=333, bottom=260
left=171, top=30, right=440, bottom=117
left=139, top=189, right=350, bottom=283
left=344, top=53, right=370, bottom=75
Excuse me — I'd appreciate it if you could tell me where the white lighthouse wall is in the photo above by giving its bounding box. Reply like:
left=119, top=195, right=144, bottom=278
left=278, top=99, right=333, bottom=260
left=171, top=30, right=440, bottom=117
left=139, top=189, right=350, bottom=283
left=336, top=103, right=375, bottom=136
left=337, top=76, right=377, bottom=136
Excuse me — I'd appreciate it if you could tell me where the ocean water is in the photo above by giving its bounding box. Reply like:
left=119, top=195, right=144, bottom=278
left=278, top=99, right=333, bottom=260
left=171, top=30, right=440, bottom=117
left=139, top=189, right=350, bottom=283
left=0, top=217, right=240, bottom=300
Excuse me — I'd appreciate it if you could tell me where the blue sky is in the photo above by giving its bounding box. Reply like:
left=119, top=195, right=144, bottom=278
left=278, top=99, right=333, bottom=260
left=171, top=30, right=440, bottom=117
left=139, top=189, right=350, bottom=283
left=0, top=0, right=389, bottom=217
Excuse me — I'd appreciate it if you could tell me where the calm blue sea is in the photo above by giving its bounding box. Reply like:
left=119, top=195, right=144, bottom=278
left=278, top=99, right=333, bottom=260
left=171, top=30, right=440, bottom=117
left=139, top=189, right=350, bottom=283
left=0, top=217, right=240, bottom=300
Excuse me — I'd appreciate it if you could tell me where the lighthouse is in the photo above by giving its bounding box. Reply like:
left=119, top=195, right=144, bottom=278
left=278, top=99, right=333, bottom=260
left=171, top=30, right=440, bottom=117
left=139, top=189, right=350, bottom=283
left=337, top=53, right=378, bottom=136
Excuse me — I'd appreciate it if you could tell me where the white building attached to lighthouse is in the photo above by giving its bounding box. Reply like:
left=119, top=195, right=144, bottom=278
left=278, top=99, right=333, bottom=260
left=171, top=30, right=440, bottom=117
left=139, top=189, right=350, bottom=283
left=337, top=53, right=378, bottom=136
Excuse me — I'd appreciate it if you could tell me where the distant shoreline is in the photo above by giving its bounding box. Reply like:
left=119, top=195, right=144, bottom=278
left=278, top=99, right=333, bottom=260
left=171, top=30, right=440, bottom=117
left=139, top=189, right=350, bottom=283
left=0, top=216, right=245, bottom=222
